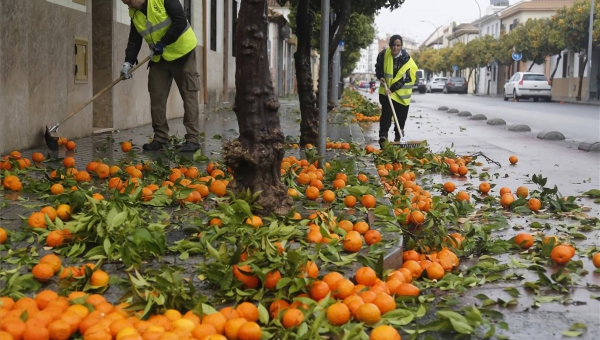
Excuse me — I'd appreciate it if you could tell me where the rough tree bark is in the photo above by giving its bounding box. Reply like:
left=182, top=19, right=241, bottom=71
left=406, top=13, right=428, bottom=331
left=550, top=54, right=562, bottom=81
left=295, top=0, right=319, bottom=147
left=222, top=0, right=292, bottom=216
left=576, top=55, right=587, bottom=101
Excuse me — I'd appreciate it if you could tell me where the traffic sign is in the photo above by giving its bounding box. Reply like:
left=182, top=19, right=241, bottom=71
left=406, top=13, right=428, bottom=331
left=338, top=41, right=345, bottom=51
left=512, top=52, right=523, bottom=61
left=452, top=65, right=459, bottom=71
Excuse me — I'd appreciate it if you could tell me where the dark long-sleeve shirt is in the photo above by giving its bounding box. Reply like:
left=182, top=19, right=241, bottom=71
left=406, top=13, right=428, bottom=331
left=375, top=48, right=414, bottom=92
left=125, top=0, right=189, bottom=64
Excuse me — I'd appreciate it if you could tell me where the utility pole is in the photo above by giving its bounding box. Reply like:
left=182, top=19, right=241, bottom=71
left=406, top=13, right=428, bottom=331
left=318, top=0, right=330, bottom=166
left=586, top=0, right=595, bottom=101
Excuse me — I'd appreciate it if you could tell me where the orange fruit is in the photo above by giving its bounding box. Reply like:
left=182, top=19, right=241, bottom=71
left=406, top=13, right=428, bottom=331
left=356, top=303, right=381, bottom=325
left=364, top=230, right=381, bottom=245
left=35, top=290, right=59, bottom=309
left=425, top=262, right=445, bottom=280
left=592, top=253, right=600, bottom=268
left=56, top=204, right=71, bottom=220
left=479, top=182, right=491, bottom=193
left=326, top=303, right=350, bottom=326
left=499, top=187, right=511, bottom=195
left=500, top=194, right=515, bottom=208
left=333, top=279, right=355, bottom=299
left=236, top=321, right=262, bottom=340
left=300, top=261, right=319, bottom=279
left=409, top=211, right=425, bottom=225
left=90, top=270, right=110, bottom=287
left=528, top=198, right=542, bottom=212
left=210, top=180, right=227, bottom=197
left=32, top=263, right=54, bottom=282
left=402, top=250, right=420, bottom=262
left=396, top=282, right=420, bottom=296
left=323, top=272, right=344, bottom=290
left=516, top=186, right=529, bottom=198
left=443, top=182, right=455, bottom=193
left=305, top=186, right=320, bottom=200
left=95, top=164, right=110, bottom=179
left=50, top=183, right=64, bottom=195
left=40, top=206, right=58, bottom=222
left=62, top=157, right=76, bottom=168
left=309, top=281, right=331, bottom=301
left=402, top=260, right=423, bottom=278
left=0, top=318, right=25, bottom=340
left=232, top=265, right=259, bottom=289
left=343, top=231, right=362, bottom=253
left=509, top=155, right=518, bottom=164
left=344, top=195, right=357, bottom=207
left=360, top=194, right=376, bottom=208
left=551, top=245, right=574, bottom=264
left=353, top=221, right=370, bottom=234
left=121, top=141, right=133, bottom=152
left=457, top=165, right=468, bottom=176
left=264, top=270, right=281, bottom=290
left=65, top=141, right=76, bottom=151
left=322, top=190, right=335, bottom=202
left=32, top=152, right=45, bottom=163
left=202, top=312, right=227, bottom=334
left=0, top=227, right=7, bottom=245
left=192, top=324, right=217, bottom=339
left=46, top=230, right=65, bottom=248
left=269, top=300, right=290, bottom=319
left=372, top=293, right=396, bottom=315
left=224, top=318, right=247, bottom=340
left=514, top=233, right=534, bottom=249
left=236, top=302, right=259, bottom=323
left=281, top=308, right=304, bottom=329
left=355, top=267, right=377, bottom=287
left=455, top=191, right=470, bottom=202
left=245, top=215, right=263, bottom=228
left=370, top=325, right=401, bottom=340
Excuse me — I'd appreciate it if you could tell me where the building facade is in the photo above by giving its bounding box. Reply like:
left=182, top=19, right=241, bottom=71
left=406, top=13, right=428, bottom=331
left=0, top=0, right=296, bottom=154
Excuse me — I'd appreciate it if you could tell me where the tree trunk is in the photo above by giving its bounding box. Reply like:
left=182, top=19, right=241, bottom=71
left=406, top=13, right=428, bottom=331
left=550, top=54, right=562, bottom=81
left=295, top=0, right=318, bottom=147
left=527, top=61, right=535, bottom=71
left=576, top=55, right=587, bottom=101
left=222, top=0, right=292, bottom=216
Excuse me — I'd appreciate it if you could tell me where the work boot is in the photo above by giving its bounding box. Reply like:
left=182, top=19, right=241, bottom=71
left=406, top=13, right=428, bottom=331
left=178, top=141, right=201, bottom=152
left=378, top=137, right=386, bottom=149
left=142, top=140, right=166, bottom=151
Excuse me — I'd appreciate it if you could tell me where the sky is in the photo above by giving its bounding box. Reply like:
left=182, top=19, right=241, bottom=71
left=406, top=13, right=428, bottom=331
left=374, top=0, right=520, bottom=43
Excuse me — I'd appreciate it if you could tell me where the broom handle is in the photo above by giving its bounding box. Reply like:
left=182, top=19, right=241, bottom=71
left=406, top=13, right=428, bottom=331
left=381, top=79, right=405, bottom=140
left=57, top=54, right=153, bottom=125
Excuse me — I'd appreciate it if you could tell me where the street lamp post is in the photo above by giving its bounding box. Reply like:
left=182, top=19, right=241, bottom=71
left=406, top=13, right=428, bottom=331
left=585, top=0, right=595, bottom=102
left=474, top=0, right=482, bottom=95
left=420, top=20, right=441, bottom=49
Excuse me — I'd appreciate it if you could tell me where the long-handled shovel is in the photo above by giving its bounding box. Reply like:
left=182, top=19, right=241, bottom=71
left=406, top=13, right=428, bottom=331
left=44, top=54, right=153, bottom=150
left=381, top=80, right=424, bottom=149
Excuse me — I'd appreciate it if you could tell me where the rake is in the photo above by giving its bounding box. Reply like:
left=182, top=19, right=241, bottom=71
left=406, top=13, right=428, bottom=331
left=44, top=54, right=153, bottom=151
left=381, top=80, right=425, bottom=149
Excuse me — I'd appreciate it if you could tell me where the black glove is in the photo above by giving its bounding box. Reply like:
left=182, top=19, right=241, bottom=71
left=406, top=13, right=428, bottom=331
left=152, top=41, right=165, bottom=56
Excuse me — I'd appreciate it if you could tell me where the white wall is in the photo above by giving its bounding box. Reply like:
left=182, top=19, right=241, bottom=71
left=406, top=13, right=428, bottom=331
left=46, top=0, right=87, bottom=13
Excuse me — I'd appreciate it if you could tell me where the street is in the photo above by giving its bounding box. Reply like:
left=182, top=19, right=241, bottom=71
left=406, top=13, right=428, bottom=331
left=362, top=89, right=600, bottom=145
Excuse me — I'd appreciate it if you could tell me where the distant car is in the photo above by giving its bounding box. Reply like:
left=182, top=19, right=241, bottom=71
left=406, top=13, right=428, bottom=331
left=443, top=77, right=468, bottom=94
left=359, top=81, right=370, bottom=89
left=503, top=72, right=552, bottom=102
left=426, top=77, right=448, bottom=93
left=415, top=69, right=426, bottom=93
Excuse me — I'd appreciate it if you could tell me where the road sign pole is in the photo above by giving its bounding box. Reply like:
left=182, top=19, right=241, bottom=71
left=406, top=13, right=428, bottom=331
left=585, top=0, right=595, bottom=102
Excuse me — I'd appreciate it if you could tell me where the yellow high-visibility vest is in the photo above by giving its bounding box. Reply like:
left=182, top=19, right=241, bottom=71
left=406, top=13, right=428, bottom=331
left=130, top=0, right=197, bottom=62
left=379, top=48, right=418, bottom=106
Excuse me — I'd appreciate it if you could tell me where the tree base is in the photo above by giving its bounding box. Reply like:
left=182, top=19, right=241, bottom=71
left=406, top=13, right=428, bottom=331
left=223, top=139, right=292, bottom=216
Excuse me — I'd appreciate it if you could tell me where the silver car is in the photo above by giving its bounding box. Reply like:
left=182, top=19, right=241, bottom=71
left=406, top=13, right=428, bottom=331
left=426, top=77, right=448, bottom=93
left=443, top=77, right=468, bottom=94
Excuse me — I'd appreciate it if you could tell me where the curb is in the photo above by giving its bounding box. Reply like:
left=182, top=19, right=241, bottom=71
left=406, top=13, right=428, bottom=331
left=578, top=141, right=600, bottom=152
left=537, top=131, right=565, bottom=141
left=457, top=111, right=472, bottom=117
left=469, top=114, right=487, bottom=121
left=487, top=118, right=506, bottom=126
left=508, top=124, right=531, bottom=132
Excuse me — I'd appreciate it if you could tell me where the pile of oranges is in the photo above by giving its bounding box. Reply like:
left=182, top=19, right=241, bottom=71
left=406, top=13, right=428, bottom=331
left=354, top=113, right=380, bottom=122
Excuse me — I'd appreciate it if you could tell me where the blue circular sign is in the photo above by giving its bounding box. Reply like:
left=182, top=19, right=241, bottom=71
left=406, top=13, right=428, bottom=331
left=452, top=65, right=459, bottom=71
left=512, top=52, right=523, bottom=61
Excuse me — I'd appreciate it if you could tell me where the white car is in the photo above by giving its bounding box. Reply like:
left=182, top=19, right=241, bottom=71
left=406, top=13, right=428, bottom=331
left=504, top=72, right=552, bottom=102
left=426, top=77, right=448, bottom=93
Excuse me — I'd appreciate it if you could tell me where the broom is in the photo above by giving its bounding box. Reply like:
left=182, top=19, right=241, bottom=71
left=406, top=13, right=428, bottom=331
left=381, top=79, right=424, bottom=149
left=44, top=54, right=153, bottom=150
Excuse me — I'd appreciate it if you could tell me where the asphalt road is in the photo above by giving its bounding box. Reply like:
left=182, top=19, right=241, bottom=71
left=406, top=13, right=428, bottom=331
left=363, top=89, right=600, bottom=144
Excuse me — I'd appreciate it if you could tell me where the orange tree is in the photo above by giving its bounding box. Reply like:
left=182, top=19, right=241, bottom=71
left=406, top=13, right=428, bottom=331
left=222, top=0, right=293, bottom=216
left=554, top=0, right=600, bottom=100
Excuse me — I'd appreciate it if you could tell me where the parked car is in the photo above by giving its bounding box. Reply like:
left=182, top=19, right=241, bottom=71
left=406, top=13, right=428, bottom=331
left=426, top=77, right=448, bottom=93
left=415, top=69, right=426, bottom=93
left=443, top=77, right=468, bottom=94
left=503, top=72, right=552, bottom=102
left=359, top=81, right=370, bottom=89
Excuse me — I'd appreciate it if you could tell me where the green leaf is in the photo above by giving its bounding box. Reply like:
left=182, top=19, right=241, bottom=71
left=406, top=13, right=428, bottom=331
left=111, top=211, right=127, bottom=228
left=503, top=287, right=520, bottom=298
left=450, top=318, right=474, bottom=334
left=562, top=331, right=584, bottom=337
left=258, top=303, right=269, bottom=324
left=416, top=304, right=426, bottom=318
left=233, top=200, right=253, bottom=219
left=583, top=189, right=600, bottom=198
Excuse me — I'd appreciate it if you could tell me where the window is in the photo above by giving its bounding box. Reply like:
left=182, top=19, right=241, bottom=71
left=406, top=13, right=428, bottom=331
left=74, top=37, right=88, bottom=83
left=210, top=0, right=217, bottom=51
left=232, top=0, right=238, bottom=56
left=562, top=52, right=569, bottom=78
left=523, top=74, right=548, bottom=81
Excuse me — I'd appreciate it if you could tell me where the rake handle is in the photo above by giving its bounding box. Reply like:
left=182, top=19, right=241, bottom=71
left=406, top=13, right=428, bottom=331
left=381, top=80, right=404, bottom=140
left=57, top=54, right=153, bottom=126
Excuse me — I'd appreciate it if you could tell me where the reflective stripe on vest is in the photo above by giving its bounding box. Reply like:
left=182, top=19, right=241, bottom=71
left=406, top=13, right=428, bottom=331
left=379, top=48, right=418, bottom=106
left=130, top=0, right=197, bottom=62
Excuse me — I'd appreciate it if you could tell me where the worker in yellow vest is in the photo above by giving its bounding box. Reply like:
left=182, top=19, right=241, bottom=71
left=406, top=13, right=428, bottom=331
left=375, top=35, right=418, bottom=148
left=121, top=0, right=200, bottom=152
